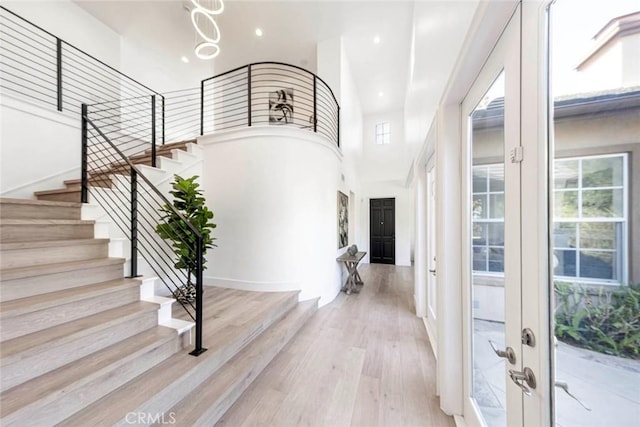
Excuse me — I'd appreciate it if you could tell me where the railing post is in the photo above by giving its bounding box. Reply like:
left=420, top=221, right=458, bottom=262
left=337, top=105, right=341, bottom=148
left=151, top=95, right=156, bottom=167
left=313, top=76, right=317, bottom=133
left=81, top=104, right=88, bottom=203
left=200, top=80, right=204, bottom=136
left=129, top=168, right=139, bottom=278
left=247, top=65, right=252, bottom=127
left=161, top=95, right=165, bottom=144
left=190, top=236, right=207, bottom=356
left=56, top=38, right=62, bottom=111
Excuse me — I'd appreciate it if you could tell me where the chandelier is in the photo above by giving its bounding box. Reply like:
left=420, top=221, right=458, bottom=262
left=190, top=0, right=224, bottom=59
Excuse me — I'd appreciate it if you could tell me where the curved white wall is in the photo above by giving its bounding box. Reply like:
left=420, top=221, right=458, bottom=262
left=200, top=127, right=346, bottom=306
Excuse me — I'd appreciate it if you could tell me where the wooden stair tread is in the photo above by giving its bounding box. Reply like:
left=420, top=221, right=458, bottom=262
left=0, top=326, right=176, bottom=419
left=167, top=299, right=319, bottom=426
left=60, top=291, right=300, bottom=426
left=0, top=301, right=157, bottom=362
left=0, top=278, right=140, bottom=318
left=0, top=257, right=124, bottom=281
left=0, top=238, right=109, bottom=251
left=33, top=188, right=79, bottom=196
left=0, top=198, right=80, bottom=208
left=0, top=219, right=94, bottom=225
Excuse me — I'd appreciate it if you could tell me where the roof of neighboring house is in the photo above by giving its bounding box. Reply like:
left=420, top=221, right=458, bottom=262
left=577, top=11, right=640, bottom=70
left=472, top=86, right=640, bottom=129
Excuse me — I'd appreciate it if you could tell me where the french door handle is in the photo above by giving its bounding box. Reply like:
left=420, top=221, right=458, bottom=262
left=429, top=269, right=436, bottom=274
left=509, top=367, right=536, bottom=396
left=489, top=340, right=516, bottom=364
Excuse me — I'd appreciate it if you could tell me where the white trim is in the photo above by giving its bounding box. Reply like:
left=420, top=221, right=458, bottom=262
left=423, top=316, right=438, bottom=361
left=454, top=415, right=468, bottom=427
left=0, top=91, right=79, bottom=128
left=0, top=166, right=79, bottom=198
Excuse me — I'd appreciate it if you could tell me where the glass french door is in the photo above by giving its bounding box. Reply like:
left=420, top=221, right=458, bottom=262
left=461, top=5, right=531, bottom=427
left=548, top=1, right=640, bottom=426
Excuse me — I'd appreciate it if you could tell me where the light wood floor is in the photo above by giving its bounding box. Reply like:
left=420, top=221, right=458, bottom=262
left=217, top=263, right=455, bottom=427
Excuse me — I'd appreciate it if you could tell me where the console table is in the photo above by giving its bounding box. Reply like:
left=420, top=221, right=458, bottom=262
left=336, top=251, right=366, bottom=295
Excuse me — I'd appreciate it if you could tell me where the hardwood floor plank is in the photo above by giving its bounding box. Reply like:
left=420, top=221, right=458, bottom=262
left=217, top=264, right=454, bottom=427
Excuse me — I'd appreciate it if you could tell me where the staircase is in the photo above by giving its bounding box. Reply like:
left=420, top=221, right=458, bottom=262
left=33, top=140, right=195, bottom=203
left=0, top=144, right=318, bottom=426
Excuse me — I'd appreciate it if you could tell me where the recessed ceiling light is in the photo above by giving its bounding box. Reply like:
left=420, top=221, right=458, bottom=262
left=373, top=36, right=381, bottom=44
left=181, top=56, right=190, bottom=63
left=378, top=91, right=384, bottom=97
left=255, top=28, right=263, bottom=37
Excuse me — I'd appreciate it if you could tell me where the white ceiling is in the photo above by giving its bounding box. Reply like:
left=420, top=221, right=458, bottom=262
left=75, top=0, right=478, bottom=144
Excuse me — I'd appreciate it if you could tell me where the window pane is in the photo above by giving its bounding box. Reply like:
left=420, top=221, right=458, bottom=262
left=582, top=156, right=623, bottom=188
left=488, top=166, right=504, bottom=192
left=554, top=222, right=576, bottom=248
left=554, top=190, right=578, bottom=218
left=582, top=189, right=623, bottom=218
left=554, top=159, right=578, bottom=189
left=489, top=194, right=504, bottom=219
left=488, top=247, right=504, bottom=272
left=473, top=223, right=487, bottom=245
left=488, top=223, right=504, bottom=246
left=473, top=246, right=487, bottom=271
left=580, top=222, right=616, bottom=249
left=554, top=250, right=576, bottom=277
left=473, top=168, right=487, bottom=193
left=473, top=195, right=487, bottom=219
left=579, top=250, right=616, bottom=280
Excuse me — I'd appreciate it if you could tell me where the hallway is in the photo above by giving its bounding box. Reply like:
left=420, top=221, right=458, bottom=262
left=217, top=264, right=453, bottom=427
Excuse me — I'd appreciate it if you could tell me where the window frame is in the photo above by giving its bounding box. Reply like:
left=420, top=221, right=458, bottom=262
left=375, top=121, right=390, bottom=145
left=472, top=153, right=629, bottom=285
left=552, top=152, right=629, bottom=285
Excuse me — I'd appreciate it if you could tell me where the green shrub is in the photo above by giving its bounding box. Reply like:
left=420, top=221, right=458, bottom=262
left=554, top=282, right=640, bottom=359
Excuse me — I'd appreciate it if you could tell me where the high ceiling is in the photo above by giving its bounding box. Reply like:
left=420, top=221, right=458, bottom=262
left=74, top=0, right=478, bottom=144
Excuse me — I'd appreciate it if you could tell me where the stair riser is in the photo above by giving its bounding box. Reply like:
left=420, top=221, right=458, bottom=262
left=0, top=224, right=95, bottom=243
left=0, top=286, right=140, bottom=342
left=36, top=192, right=80, bottom=203
left=0, top=263, right=124, bottom=301
left=109, top=294, right=300, bottom=425
left=0, top=309, right=158, bottom=392
left=2, top=335, right=182, bottom=427
left=1, top=242, right=108, bottom=269
left=0, top=204, right=80, bottom=220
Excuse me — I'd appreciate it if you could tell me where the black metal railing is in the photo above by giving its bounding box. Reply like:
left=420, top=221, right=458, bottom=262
left=82, top=103, right=206, bottom=356
left=201, top=62, right=340, bottom=146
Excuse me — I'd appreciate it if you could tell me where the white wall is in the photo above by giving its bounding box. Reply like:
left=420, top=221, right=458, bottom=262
left=360, top=109, right=410, bottom=183
left=1, top=0, right=123, bottom=197
left=200, top=126, right=346, bottom=306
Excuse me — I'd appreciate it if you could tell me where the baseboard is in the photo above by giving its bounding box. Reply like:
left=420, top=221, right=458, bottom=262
left=423, top=317, right=438, bottom=360
left=0, top=166, right=80, bottom=199
left=204, top=276, right=299, bottom=293
left=454, top=415, right=467, bottom=427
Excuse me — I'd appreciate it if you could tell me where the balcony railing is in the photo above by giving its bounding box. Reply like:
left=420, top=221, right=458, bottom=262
left=201, top=62, right=340, bottom=147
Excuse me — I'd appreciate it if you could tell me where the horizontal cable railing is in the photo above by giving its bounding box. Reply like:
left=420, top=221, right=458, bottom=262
left=201, top=62, right=341, bottom=146
left=0, top=6, right=165, bottom=152
left=83, top=103, right=206, bottom=356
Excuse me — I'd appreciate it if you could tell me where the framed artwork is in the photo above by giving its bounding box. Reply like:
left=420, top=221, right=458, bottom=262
left=269, top=88, right=294, bottom=124
left=338, top=191, right=348, bottom=249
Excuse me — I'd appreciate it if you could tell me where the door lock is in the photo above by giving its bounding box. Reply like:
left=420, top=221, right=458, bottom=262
left=488, top=340, right=516, bottom=364
left=509, top=367, right=536, bottom=396
left=521, top=328, right=536, bottom=347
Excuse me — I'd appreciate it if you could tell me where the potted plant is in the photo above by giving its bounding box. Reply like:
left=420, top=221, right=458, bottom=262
left=156, top=175, right=216, bottom=303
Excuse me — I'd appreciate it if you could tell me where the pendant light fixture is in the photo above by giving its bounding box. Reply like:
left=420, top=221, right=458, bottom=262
left=190, top=0, right=224, bottom=59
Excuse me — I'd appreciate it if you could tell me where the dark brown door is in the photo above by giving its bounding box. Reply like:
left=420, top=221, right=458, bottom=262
left=370, top=198, right=395, bottom=264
